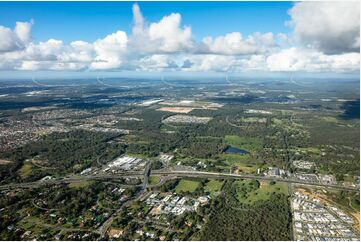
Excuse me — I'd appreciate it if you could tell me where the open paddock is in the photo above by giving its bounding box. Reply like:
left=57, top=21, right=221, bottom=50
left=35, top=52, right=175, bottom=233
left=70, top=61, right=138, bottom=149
left=157, top=107, right=195, bottom=113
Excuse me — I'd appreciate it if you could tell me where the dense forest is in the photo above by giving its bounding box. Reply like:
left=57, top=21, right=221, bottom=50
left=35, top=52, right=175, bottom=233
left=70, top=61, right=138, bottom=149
left=0, top=130, right=126, bottom=184
left=199, top=180, right=292, bottom=241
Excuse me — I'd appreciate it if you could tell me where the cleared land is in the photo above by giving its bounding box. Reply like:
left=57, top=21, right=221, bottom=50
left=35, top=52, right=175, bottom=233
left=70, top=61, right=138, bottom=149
left=225, top=135, right=261, bottom=152
left=241, top=117, right=267, bottom=123
left=68, top=180, right=92, bottom=189
left=221, top=153, right=258, bottom=174
left=0, top=159, right=11, bottom=165
left=163, top=115, right=212, bottom=124
left=175, top=179, right=200, bottom=193
left=235, top=180, right=288, bottom=204
left=149, top=176, right=161, bottom=185
left=157, top=107, right=194, bottom=113
left=204, top=179, right=224, bottom=197
left=19, top=162, right=33, bottom=178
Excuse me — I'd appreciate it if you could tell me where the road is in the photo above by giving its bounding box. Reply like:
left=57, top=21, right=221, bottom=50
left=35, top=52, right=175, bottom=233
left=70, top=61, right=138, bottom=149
left=0, top=170, right=358, bottom=192
left=288, top=183, right=295, bottom=241
left=143, top=161, right=152, bottom=189
left=97, top=193, right=138, bottom=238
left=97, top=160, right=152, bottom=238
left=154, top=170, right=360, bottom=192
left=226, top=115, right=242, bottom=128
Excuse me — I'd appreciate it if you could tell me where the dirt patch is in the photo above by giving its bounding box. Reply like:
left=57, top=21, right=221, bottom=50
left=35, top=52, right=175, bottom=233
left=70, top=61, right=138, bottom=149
left=0, top=159, right=11, bottom=165
left=157, top=107, right=194, bottom=113
left=260, top=181, right=268, bottom=187
left=30, top=159, right=56, bottom=170
left=108, top=228, right=124, bottom=239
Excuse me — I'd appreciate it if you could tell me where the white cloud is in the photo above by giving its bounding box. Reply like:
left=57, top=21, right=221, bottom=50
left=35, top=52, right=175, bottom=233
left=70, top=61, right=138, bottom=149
left=178, top=48, right=359, bottom=73
left=148, top=13, right=193, bottom=52
left=266, top=47, right=360, bottom=73
left=0, top=39, right=95, bottom=71
left=135, top=54, right=179, bottom=71
left=200, top=32, right=277, bottom=55
left=238, top=55, right=267, bottom=71
left=0, top=21, right=33, bottom=52
left=0, top=3, right=359, bottom=74
left=130, top=3, right=193, bottom=53
left=288, top=1, right=360, bottom=54
left=185, top=55, right=236, bottom=72
left=14, top=21, right=33, bottom=44
left=132, top=3, right=144, bottom=36
left=61, top=41, right=94, bottom=63
left=90, top=31, right=128, bottom=70
left=201, top=32, right=257, bottom=55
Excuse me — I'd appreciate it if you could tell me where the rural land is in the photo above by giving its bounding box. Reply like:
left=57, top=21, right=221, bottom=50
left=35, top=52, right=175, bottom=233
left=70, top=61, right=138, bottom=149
left=0, top=77, right=359, bottom=240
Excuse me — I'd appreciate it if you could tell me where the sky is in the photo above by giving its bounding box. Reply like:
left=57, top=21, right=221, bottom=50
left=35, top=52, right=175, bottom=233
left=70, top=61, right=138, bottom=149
left=0, top=1, right=359, bottom=78
left=0, top=1, right=292, bottom=43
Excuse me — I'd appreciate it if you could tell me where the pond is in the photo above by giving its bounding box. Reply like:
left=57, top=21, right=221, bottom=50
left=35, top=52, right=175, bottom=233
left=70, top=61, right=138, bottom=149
left=224, top=146, right=250, bottom=155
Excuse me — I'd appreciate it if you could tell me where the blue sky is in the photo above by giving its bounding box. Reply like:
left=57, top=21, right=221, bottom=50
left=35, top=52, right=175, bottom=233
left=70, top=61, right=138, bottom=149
left=0, top=1, right=359, bottom=77
left=0, top=1, right=292, bottom=43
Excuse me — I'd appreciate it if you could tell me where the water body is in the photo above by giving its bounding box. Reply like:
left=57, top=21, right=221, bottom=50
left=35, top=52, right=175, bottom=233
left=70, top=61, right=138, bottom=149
left=224, top=146, right=249, bottom=155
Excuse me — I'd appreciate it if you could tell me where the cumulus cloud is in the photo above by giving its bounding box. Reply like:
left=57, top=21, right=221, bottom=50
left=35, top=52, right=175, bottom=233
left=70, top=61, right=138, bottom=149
left=288, top=1, right=360, bottom=54
left=184, top=55, right=236, bottom=72
left=0, top=38, right=95, bottom=71
left=132, top=3, right=144, bottom=36
left=0, top=21, right=33, bottom=52
left=148, top=13, right=193, bottom=52
left=177, top=48, right=359, bottom=73
left=200, top=32, right=278, bottom=55
left=90, top=31, right=128, bottom=70
left=129, top=3, right=193, bottom=54
left=0, top=3, right=359, bottom=74
left=266, top=47, right=360, bottom=72
left=134, top=54, right=179, bottom=71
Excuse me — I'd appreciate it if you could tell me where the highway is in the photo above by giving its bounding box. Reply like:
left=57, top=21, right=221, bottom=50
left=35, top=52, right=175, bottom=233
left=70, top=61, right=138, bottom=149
left=142, top=161, right=152, bottom=189
left=0, top=169, right=359, bottom=192
left=155, top=170, right=360, bottom=192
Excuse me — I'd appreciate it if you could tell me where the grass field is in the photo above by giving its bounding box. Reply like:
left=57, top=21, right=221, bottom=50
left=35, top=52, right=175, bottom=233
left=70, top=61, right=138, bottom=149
left=149, top=176, right=161, bottom=185
left=68, top=180, right=91, bottom=188
left=204, top=179, right=224, bottom=196
left=224, top=135, right=261, bottom=152
left=235, top=180, right=288, bottom=204
left=220, top=153, right=259, bottom=173
left=19, top=162, right=32, bottom=178
left=175, top=179, right=200, bottom=193
left=322, top=116, right=339, bottom=123
left=18, top=216, right=46, bottom=233
left=295, top=147, right=321, bottom=155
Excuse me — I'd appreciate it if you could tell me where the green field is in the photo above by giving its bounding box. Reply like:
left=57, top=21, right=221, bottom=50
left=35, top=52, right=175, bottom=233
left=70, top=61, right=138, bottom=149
left=235, top=180, right=288, bottom=204
left=204, top=179, right=224, bottom=196
left=220, top=153, right=259, bottom=173
left=68, top=180, right=91, bottom=188
left=18, top=216, right=51, bottom=234
left=322, top=116, right=339, bottom=123
left=19, top=162, right=33, bottom=178
left=149, top=176, right=161, bottom=185
left=224, top=135, right=261, bottom=152
left=175, top=179, right=200, bottom=193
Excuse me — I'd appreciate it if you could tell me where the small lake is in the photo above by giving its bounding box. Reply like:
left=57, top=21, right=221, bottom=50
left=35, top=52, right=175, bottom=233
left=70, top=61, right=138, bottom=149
left=224, top=146, right=249, bottom=155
